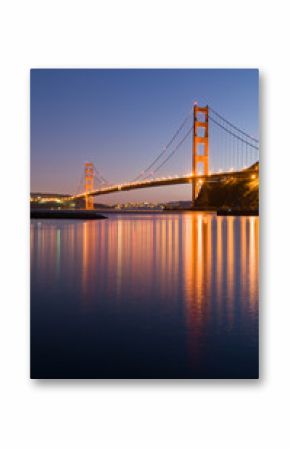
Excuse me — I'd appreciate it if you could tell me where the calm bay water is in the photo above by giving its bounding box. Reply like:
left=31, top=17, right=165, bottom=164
left=31, top=212, right=259, bottom=379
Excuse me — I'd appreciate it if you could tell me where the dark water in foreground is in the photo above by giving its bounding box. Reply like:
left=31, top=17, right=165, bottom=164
left=31, top=212, right=259, bottom=379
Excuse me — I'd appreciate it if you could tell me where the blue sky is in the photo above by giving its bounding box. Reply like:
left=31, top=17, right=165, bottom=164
left=31, top=69, right=259, bottom=203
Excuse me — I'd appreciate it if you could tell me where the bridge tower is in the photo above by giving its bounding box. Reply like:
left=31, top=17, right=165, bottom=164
left=192, top=104, right=209, bottom=208
left=84, top=162, right=94, bottom=209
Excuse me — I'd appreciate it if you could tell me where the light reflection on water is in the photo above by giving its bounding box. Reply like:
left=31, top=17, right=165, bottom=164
left=31, top=212, right=259, bottom=378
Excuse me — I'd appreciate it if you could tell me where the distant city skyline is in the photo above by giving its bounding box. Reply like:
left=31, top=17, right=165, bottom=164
left=31, top=69, right=258, bottom=204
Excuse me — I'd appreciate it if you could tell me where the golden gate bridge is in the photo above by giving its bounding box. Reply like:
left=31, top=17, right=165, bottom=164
left=34, top=103, right=259, bottom=209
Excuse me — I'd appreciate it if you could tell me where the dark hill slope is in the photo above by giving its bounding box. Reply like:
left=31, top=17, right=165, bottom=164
left=195, top=175, right=259, bottom=211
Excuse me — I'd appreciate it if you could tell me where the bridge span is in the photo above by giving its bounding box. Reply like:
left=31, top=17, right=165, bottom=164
left=70, top=104, right=259, bottom=209
left=69, top=166, right=258, bottom=201
left=31, top=103, right=259, bottom=209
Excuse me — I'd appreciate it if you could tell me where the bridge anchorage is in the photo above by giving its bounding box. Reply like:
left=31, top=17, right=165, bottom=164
left=68, top=102, right=259, bottom=210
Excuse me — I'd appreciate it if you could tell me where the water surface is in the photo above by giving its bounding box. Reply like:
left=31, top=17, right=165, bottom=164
left=31, top=212, right=259, bottom=378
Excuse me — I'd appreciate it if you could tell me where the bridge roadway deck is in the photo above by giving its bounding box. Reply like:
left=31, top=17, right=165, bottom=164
left=70, top=169, right=258, bottom=200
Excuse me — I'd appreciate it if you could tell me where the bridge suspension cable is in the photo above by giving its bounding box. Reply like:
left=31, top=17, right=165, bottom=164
left=132, top=104, right=259, bottom=183
left=208, top=106, right=259, bottom=173
left=92, top=163, right=110, bottom=185
left=208, top=106, right=259, bottom=144
left=148, top=126, right=193, bottom=176
left=75, top=103, right=259, bottom=199
left=132, top=110, right=192, bottom=181
left=208, top=116, right=259, bottom=151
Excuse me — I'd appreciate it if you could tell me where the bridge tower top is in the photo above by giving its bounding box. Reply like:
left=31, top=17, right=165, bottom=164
left=192, top=104, right=209, bottom=207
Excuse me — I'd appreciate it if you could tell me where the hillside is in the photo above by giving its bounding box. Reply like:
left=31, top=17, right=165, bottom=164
left=195, top=172, right=259, bottom=211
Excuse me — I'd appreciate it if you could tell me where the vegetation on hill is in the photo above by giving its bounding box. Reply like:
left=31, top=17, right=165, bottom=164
left=195, top=175, right=259, bottom=211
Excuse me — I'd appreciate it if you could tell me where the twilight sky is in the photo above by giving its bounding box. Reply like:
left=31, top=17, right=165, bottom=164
left=31, top=69, right=259, bottom=204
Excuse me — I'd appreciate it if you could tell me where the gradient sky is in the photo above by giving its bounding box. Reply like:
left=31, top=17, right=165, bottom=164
left=31, top=69, right=259, bottom=204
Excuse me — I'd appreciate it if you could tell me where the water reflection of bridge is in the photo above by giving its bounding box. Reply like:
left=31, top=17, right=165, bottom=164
left=31, top=213, right=259, bottom=318
left=30, top=212, right=259, bottom=377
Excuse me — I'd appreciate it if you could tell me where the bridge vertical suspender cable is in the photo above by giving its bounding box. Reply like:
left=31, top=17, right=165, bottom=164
left=208, top=106, right=259, bottom=143
left=208, top=108, right=259, bottom=172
